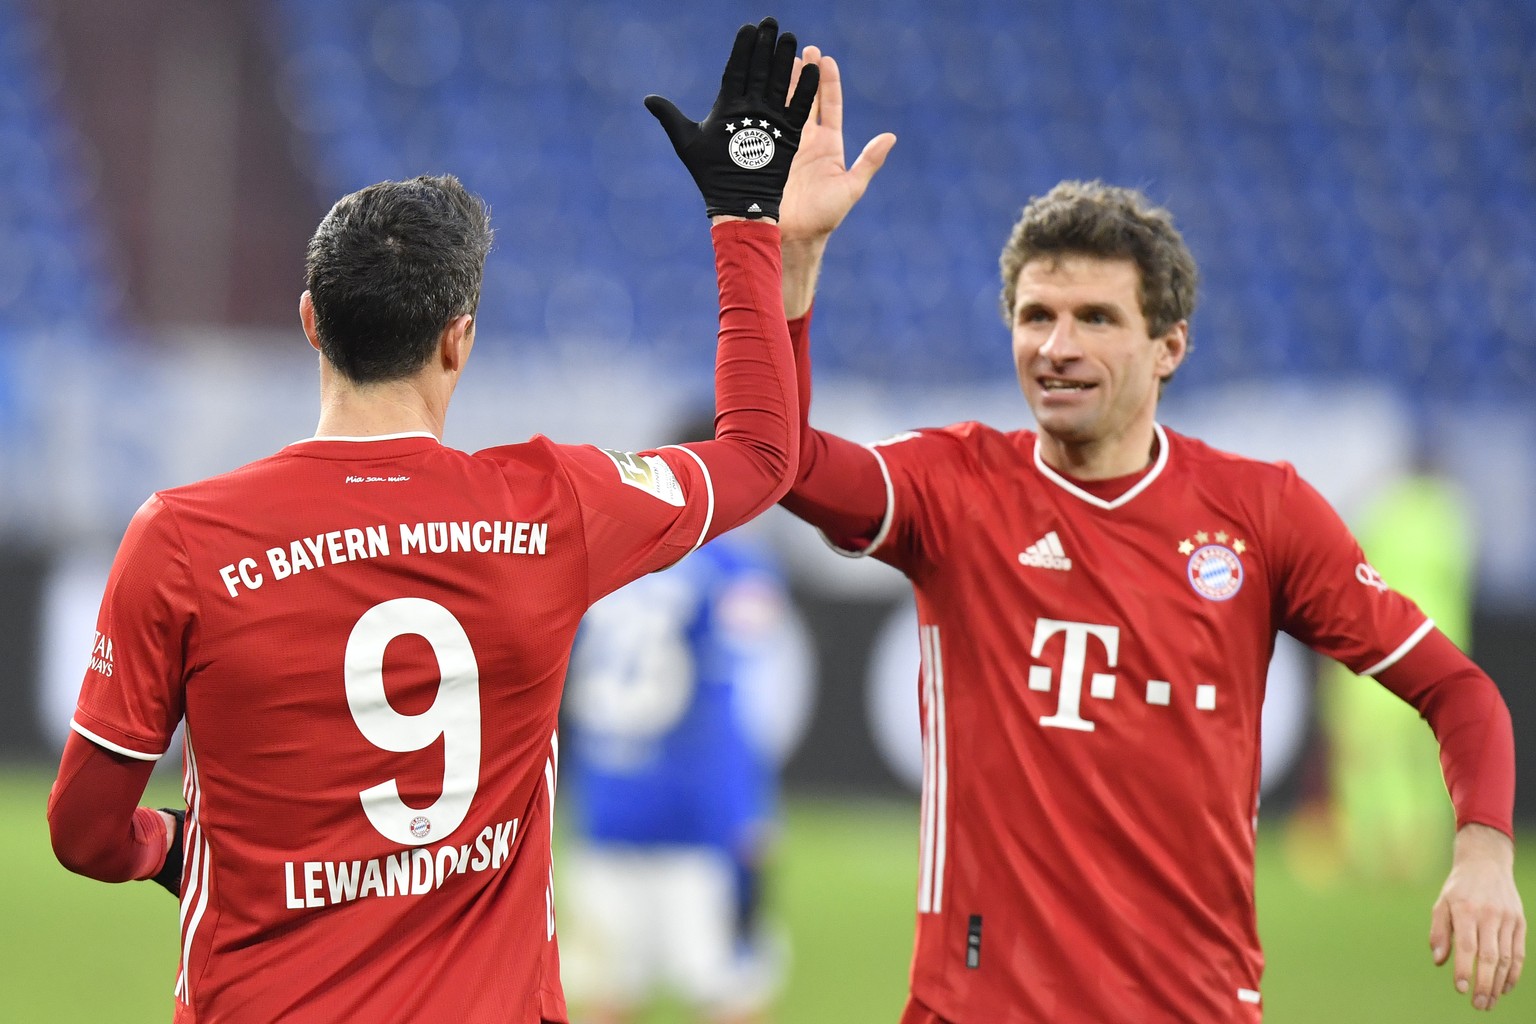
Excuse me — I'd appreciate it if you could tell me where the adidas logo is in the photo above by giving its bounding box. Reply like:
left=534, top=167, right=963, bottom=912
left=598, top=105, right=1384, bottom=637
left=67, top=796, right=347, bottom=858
left=747, top=202, right=763, bottom=214
left=1019, top=530, right=1072, bottom=571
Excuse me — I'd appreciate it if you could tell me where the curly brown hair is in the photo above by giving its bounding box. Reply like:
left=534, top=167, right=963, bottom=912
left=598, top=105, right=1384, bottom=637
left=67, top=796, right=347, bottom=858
left=998, top=181, right=1198, bottom=346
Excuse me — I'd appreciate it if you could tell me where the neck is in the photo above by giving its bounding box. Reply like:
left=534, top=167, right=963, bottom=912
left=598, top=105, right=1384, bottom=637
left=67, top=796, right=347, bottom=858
left=1038, top=422, right=1160, bottom=480
left=313, top=372, right=446, bottom=440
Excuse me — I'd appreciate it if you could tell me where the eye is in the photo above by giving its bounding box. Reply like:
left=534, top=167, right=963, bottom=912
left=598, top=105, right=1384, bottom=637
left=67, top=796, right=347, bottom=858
left=1017, top=306, right=1051, bottom=325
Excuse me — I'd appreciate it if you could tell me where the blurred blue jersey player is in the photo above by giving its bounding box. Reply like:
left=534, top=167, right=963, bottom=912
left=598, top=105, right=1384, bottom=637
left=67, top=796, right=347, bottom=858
left=561, top=417, right=813, bottom=1024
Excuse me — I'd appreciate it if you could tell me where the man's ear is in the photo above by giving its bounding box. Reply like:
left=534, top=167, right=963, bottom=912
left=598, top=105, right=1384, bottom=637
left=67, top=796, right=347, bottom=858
left=1154, top=320, right=1189, bottom=380
left=300, top=291, right=322, bottom=353
left=440, top=314, right=475, bottom=373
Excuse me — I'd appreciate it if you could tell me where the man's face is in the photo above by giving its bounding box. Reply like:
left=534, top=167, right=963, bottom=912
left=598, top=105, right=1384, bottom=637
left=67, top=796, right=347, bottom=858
left=1010, top=256, right=1186, bottom=453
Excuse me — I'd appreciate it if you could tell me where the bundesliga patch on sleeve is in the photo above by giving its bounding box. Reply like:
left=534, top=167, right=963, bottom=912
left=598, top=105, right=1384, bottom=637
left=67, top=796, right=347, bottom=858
left=599, top=449, right=686, bottom=507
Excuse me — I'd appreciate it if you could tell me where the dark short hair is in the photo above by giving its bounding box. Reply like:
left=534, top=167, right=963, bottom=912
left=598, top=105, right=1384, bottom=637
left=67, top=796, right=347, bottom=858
left=998, top=180, right=1198, bottom=344
left=305, top=174, right=493, bottom=383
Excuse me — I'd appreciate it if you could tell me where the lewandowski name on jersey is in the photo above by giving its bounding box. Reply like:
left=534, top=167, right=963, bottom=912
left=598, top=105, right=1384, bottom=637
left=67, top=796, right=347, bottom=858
left=283, top=817, right=519, bottom=910
left=217, top=519, right=550, bottom=598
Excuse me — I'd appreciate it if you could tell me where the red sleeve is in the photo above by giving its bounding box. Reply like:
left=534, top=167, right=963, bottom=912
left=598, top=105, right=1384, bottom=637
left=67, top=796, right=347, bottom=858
left=72, top=494, right=196, bottom=759
left=777, top=306, right=890, bottom=543
left=1272, top=464, right=1437, bottom=674
left=554, top=221, right=799, bottom=602
left=1270, top=465, right=1515, bottom=837
left=673, top=220, right=799, bottom=540
left=47, top=730, right=171, bottom=882
left=1373, top=628, right=1516, bottom=838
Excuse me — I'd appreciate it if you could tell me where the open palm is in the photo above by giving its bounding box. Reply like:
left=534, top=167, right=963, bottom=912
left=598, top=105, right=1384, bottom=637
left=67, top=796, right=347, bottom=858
left=780, top=47, right=897, bottom=244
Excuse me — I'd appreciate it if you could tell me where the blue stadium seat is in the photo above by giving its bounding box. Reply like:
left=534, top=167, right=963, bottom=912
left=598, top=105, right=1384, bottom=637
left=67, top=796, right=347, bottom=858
left=0, top=0, right=118, bottom=342
left=267, top=0, right=1535, bottom=398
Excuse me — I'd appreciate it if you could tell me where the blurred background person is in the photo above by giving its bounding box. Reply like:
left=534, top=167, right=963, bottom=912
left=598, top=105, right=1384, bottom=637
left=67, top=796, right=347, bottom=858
left=560, top=414, right=815, bottom=1024
left=1322, top=444, right=1477, bottom=882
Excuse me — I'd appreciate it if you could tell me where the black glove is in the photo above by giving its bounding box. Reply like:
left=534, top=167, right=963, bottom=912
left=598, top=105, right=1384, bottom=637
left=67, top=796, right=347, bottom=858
left=152, top=808, right=186, bottom=897
left=645, top=17, right=819, bottom=220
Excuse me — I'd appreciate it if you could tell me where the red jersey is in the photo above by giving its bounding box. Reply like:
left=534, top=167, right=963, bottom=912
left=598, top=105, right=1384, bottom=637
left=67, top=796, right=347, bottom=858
left=819, top=422, right=1442, bottom=1023
left=63, top=221, right=796, bottom=1024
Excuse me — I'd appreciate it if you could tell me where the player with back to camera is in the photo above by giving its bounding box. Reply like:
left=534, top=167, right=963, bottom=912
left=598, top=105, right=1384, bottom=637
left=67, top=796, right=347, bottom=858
left=772, top=46, right=1523, bottom=1023
left=45, top=19, right=817, bottom=1024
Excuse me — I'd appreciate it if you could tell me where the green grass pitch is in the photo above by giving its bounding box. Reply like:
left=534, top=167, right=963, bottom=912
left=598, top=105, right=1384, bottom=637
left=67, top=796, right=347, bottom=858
left=3, top=768, right=1527, bottom=1022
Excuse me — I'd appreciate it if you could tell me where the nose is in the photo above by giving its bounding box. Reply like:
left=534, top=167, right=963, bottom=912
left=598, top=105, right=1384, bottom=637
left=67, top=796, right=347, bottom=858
left=1038, top=316, right=1081, bottom=363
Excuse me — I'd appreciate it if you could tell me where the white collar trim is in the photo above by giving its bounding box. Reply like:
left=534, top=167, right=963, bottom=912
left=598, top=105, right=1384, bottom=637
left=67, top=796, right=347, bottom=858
left=1033, top=422, right=1169, bottom=510
left=296, top=431, right=439, bottom=444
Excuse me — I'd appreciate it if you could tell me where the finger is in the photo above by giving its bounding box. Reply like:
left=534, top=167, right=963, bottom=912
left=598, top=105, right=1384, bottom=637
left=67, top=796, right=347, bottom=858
left=1430, top=897, right=1453, bottom=966
left=643, top=95, right=695, bottom=152
left=1452, top=904, right=1477, bottom=995
left=817, top=53, right=845, bottom=133
left=1507, top=916, right=1526, bottom=993
left=744, top=17, right=777, bottom=100
left=1473, top=914, right=1502, bottom=1008
left=720, top=22, right=756, bottom=98
left=765, top=29, right=796, bottom=108
left=795, top=46, right=822, bottom=124
left=1490, top=916, right=1517, bottom=1005
left=785, top=63, right=819, bottom=129
left=848, top=132, right=898, bottom=189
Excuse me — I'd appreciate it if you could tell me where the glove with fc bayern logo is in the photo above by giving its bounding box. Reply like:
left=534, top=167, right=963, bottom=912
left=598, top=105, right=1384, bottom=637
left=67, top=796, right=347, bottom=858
left=645, top=17, right=819, bottom=220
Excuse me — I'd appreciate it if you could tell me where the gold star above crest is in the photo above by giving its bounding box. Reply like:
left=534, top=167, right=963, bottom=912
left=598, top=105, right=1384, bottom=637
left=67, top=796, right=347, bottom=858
left=1234, top=539, right=1247, bottom=554
left=1194, top=531, right=1210, bottom=544
left=1178, top=539, right=1194, bottom=555
left=1215, top=530, right=1230, bottom=543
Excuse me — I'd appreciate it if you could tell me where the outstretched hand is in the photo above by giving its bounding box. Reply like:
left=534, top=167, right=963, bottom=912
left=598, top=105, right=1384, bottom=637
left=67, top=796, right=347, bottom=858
left=1430, top=823, right=1526, bottom=1012
left=780, top=47, right=897, bottom=245
left=646, top=18, right=819, bottom=221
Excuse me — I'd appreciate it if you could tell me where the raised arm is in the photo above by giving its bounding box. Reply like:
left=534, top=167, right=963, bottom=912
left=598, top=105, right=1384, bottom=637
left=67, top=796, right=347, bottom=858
left=644, top=19, right=820, bottom=537
left=774, top=49, right=899, bottom=547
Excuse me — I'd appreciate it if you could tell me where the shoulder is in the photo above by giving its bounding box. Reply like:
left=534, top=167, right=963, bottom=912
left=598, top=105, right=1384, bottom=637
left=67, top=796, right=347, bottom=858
left=1165, top=428, right=1300, bottom=490
left=1163, top=429, right=1341, bottom=545
left=138, top=452, right=299, bottom=538
left=121, top=491, right=183, bottom=545
left=153, top=448, right=294, bottom=506
left=870, top=420, right=1028, bottom=470
left=872, top=420, right=1010, bottom=447
left=470, top=433, right=566, bottom=472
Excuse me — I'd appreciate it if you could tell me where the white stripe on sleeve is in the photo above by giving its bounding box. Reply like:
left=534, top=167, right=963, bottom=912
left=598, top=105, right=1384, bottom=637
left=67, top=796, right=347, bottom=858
left=660, top=445, right=716, bottom=555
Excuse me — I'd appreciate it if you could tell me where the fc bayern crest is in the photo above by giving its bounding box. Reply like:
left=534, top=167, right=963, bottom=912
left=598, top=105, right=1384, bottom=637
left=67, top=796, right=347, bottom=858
left=1187, top=544, right=1243, bottom=601
left=728, top=127, right=775, bottom=168
left=409, top=815, right=431, bottom=839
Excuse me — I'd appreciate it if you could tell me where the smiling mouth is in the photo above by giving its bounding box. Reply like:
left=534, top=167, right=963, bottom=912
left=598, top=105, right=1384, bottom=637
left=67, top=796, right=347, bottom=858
left=1039, top=379, right=1095, bottom=392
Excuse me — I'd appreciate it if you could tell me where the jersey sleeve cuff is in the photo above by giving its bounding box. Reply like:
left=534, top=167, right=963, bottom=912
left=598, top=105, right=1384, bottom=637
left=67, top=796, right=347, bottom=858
left=1360, top=618, right=1435, bottom=677
left=817, top=443, right=896, bottom=558
left=70, top=719, right=165, bottom=761
left=659, top=444, right=716, bottom=556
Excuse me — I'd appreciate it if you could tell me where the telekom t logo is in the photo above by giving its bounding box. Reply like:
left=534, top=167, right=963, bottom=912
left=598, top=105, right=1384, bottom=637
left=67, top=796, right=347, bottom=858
left=1029, top=618, right=1119, bottom=732
left=1027, top=618, right=1219, bottom=728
